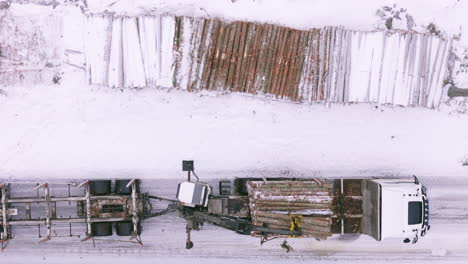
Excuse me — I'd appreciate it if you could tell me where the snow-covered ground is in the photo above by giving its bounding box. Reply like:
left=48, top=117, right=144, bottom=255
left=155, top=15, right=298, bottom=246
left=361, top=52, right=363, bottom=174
left=1, top=0, right=468, bottom=263
left=1, top=69, right=467, bottom=180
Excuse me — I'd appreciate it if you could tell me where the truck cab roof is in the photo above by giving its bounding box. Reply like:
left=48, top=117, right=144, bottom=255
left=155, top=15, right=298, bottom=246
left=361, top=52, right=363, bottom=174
left=366, top=178, right=428, bottom=242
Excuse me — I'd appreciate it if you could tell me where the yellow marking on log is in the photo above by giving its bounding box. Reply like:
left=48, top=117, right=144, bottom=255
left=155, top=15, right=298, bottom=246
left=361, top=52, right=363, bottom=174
left=288, top=214, right=302, bottom=238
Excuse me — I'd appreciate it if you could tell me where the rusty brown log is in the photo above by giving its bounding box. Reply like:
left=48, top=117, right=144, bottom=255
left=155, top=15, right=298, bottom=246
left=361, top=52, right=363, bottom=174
left=251, top=190, right=332, bottom=196
left=209, top=20, right=224, bottom=90
left=186, top=18, right=203, bottom=91
left=283, top=30, right=299, bottom=99
left=239, top=23, right=255, bottom=93
left=254, top=206, right=331, bottom=211
left=248, top=180, right=328, bottom=187
left=226, top=22, right=242, bottom=90
left=208, top=21, right=229, bottom=90
left=254, top=219, right=331, bottom=232
left=266, top=26, right=284, bottom=95
left=244, top=24, right=262, bottom=93
left=276, top=29, right=292, bottom=98
left=281, top=29, right=299, bottom=99
left=190, top=18, right=210, bottom=91
left=262, top=25, right=279, bottom=94
left=254, top=196, right=331, bottom=206
left=220, top=22, right=237, bottom=90
left=291, top=30, right=308, bottom=101
left=250, top=24, right=265, bottom=93
left=254, top=211, right=331, bottom=223
left=248, top=185, right=333, bottom=191
left=233, top=22, right=249, bottom=92
left=201, top=19, right=222, bottom=90
left=258, top=24, right=276, bottom=93
left=252, top=24, right=269, bottom=93
left=271, top=27, right=288, bottom=96
left=253, top=222, right=332, bottom=238
left=252, top=217, right=331, bottom=233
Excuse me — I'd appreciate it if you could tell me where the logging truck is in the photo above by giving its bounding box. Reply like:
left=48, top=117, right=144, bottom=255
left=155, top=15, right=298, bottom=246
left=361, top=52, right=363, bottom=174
left=177, top=161, right=430, bottom=248
left=0, top=161, right=430, bottom=250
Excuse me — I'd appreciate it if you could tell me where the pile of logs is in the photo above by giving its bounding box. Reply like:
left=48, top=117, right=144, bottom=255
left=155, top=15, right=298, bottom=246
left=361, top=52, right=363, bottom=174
left=85, top=14, right=451, bottom=108
left=246, top=180, right=334, bottom=240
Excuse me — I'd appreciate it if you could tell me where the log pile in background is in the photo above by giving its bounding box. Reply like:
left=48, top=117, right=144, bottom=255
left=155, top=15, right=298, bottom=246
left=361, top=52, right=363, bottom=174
left=246, top=180, right=333, bottom=240
left=84, top=14, right=452, bottom=108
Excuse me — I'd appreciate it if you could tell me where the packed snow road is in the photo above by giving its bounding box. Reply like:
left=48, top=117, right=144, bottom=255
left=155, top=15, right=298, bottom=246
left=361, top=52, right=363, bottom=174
left=1, top=178, right=467, bottom=264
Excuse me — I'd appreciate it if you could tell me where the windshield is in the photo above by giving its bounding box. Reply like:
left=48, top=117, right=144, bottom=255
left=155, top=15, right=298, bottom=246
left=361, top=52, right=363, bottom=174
left=408, top=201, right=423, bottom=225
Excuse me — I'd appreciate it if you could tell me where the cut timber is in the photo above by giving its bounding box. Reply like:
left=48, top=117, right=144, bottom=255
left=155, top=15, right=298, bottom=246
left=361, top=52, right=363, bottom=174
left=247, top=180, right=333, bottom=240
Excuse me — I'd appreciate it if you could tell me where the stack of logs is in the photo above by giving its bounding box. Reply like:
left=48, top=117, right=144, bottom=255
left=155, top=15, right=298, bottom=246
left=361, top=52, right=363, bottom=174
left=246, top=180, right=334, bottom=240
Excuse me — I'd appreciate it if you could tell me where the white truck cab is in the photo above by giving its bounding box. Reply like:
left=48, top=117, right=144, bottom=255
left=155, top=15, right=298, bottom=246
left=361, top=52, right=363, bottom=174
left=369, top=178, right=430, bottom=243
left=176, top=181, right=211, bottom=207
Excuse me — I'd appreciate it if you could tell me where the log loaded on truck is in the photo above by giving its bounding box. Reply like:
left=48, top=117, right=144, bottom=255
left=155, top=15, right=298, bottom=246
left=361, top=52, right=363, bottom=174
left=0, top=161, right=430, bottom=250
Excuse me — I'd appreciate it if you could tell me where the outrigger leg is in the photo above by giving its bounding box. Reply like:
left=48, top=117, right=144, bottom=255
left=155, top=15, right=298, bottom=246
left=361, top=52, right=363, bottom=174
left=78, top=180, right=93, bottom=242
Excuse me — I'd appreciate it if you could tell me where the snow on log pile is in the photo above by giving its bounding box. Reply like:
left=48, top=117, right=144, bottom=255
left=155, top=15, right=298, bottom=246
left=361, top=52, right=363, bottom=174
left=84, top=14, right=451, bottom=108
left=246, top=180, right=333, bottom=240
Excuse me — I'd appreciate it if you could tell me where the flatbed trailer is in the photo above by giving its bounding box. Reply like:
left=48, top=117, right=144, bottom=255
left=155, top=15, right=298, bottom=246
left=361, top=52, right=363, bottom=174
left=0, top=179, right=175, bottom=249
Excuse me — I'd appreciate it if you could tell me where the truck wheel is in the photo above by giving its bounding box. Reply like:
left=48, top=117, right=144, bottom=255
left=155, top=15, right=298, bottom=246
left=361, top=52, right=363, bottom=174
left=89, top=180, right=111, bottom=195
left=91, top=222, right=113, bottom=236
left=115, top=180, right=140, bottom=195
left=116, top=221, right=141, bottom=236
